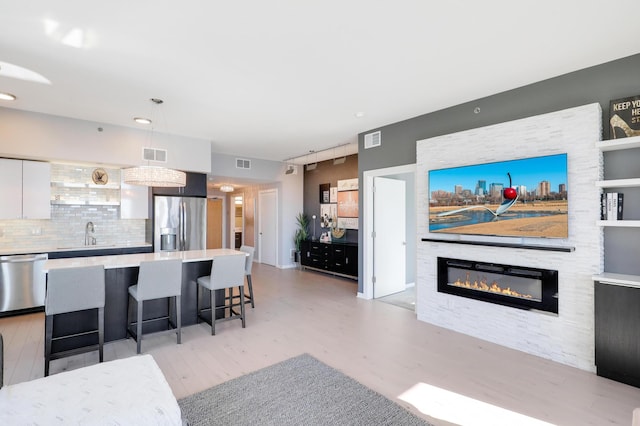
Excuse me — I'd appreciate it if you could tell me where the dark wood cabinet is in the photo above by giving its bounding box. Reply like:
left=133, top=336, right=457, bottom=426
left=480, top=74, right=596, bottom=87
left=152, top=172, right=207, bottom=197
left=595, top=281, right=640, bottom=388
left=300, top=240, right=357, bottom=279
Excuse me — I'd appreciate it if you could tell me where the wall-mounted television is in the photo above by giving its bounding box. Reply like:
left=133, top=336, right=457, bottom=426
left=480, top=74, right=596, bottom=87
left=428, top=153, right=568, bottom=238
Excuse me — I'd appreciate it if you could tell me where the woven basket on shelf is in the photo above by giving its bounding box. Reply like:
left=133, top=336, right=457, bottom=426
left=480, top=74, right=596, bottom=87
left=331, top=227, right=345, bottom=239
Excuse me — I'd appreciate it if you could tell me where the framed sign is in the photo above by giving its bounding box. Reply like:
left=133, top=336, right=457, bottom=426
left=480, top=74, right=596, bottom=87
left=337, top=178, right=358, bottom=191
left=320, top=203, right=337, bottom=228
left=338, top=217, right=358, bottom=230
left=337, top=190, right=358, bottom=218
left=330, top=187, right=337, bottom=203
left=319, top=183, right=330, bottom=203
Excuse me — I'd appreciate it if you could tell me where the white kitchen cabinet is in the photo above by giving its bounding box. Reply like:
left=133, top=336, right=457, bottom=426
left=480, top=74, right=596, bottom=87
left=0, top=158, right=24, bottom=219
left=22, top=161, right=51, bottom=219
left=0, top=159, right=51, bottom=219
left=120, top=175, right=149, bottom=219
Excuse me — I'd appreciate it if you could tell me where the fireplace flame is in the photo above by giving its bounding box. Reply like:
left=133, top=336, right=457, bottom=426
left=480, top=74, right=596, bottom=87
left=450, top=272, right=534, bottom=300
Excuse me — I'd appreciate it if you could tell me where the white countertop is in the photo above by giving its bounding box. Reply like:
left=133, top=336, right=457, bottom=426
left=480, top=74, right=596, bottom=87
left=43, top=248, right=244, bottom=272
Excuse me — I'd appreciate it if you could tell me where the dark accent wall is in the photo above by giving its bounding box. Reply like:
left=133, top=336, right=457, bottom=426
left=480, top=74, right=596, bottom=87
left=303, top=154, right=358, bottom=244
left=357, top=53, right=640, bottom=292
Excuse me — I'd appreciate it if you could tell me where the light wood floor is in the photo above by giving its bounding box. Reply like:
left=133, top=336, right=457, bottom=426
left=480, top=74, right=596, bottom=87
left=1, top=264, right=639, bottom=425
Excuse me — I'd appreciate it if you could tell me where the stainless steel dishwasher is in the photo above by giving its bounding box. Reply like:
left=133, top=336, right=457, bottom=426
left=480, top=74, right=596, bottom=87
left=0, top=253, right=48, bottom=314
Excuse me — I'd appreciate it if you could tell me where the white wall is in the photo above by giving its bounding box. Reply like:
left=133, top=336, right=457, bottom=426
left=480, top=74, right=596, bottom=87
left=231, top=176, right=303, bottom=269
left=416, top=103, right=603, bottom=371
left=0, top=107, right=211, bottom=173
left=279, top=163, right=304, bottom=268
left=209, top=153, right=304, bottom=269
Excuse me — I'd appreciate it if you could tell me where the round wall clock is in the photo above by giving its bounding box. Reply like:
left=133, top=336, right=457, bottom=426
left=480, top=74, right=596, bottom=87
left=92, top=168, right=108, bottom=185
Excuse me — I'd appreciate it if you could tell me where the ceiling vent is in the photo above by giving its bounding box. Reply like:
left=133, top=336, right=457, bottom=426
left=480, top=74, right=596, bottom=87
left=364, top=131, right=381, bottom=149
left=142, top=147, right=168, bottom=162
left=285, top=165, right=298, bottom=175
left=236, top=158, right=251, bottom=169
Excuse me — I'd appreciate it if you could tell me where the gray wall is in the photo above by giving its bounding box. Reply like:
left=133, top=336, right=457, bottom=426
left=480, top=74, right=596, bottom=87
left=357, top=53, right=640, bottom=292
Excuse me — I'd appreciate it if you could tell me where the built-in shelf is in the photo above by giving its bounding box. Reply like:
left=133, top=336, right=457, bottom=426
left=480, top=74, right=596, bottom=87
left=593, top=272, right=640, bottom=289
left=421, top=238, right=574, bottom=252
left=595, top=178, right=640, bottom=188
left=597, top=220, right=640, bottom=227
left=50, top=181, right=120, bottom=190
left=50, top=200, right=120, bottom=206
left=596, top=135, right=640, bottom=152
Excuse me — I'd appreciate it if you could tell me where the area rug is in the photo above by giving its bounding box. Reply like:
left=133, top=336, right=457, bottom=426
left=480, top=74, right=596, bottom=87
left=178, top=353, right=432, bottom=425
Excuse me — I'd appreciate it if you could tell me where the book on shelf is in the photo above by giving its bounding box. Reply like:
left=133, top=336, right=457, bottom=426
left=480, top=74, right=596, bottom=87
left=602, top=192, right=624, bottom=220
left=609, top=95, right=640, bottom=139
left=617, top=192, right=624, bottom=220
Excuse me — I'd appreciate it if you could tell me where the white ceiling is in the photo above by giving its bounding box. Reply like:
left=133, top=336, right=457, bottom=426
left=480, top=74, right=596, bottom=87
left=1, top=1, right=639, bottom=163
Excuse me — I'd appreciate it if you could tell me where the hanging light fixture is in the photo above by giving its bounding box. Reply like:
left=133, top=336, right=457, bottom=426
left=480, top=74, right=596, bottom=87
left=219, top=184, right=234, bottom=192
left=123, top=166, right=186, bottom=187
left=123, top=98, right=186, bottom=187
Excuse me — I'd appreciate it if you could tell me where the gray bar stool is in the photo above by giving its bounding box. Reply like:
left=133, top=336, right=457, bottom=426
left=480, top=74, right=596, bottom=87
left=196, top=254, right=246, bottom=335
left=45, top=265, right=105, bottom=376
left=0, top=333, right=4, bottom=389
left=127, top=259, right=183, bottom=354
left=229, top=245, right=255, bottom=308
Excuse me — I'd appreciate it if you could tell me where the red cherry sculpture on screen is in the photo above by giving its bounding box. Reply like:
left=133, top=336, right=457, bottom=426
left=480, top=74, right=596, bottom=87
left=504, top=187, right=517, bottom=200
left=503, top=172, right=517, bottom=200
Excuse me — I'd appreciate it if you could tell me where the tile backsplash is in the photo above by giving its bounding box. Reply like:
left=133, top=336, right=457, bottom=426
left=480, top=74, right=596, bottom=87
left=0, top=163, right=148, bottom=253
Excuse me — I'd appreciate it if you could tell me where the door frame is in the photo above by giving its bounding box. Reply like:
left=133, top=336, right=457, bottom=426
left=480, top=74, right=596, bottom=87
left=361, top=163, right=416, bottom=300
left=258, top=188, right=278, bottom=265
left=229, top=193, right=244, bottom=249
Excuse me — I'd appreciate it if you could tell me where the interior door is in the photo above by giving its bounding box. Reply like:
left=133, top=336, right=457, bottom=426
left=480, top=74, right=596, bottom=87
left=373, top=177, right=406, bottom=298
left=207, top=198, right=223, bottom=249
left=258, top=189, right=277, bottom=266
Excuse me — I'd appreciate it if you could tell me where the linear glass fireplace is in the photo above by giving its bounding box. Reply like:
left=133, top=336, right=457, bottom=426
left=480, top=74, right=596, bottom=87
left=437, top=257, right=558, bottom=314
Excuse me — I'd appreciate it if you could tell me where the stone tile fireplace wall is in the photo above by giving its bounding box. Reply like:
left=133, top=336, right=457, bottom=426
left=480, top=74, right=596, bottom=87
left=416, top=103, right=603, bottom=371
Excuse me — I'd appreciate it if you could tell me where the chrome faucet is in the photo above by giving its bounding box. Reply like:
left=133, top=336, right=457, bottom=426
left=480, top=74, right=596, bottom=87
left=85, top=221, right=96, bottom=246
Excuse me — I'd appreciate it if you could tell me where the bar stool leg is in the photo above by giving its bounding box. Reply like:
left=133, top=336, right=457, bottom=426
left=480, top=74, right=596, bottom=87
left=196, top=282, right=201, bottom=323
left=176, top=295, right=182, bottom=344
left=239, top=285, right=246, bottom=328
left=98, top=307, right=104, bottom=363
left=44, top=315, right=53, bottom=377
left=136, top=300, right=143, bottom=354
left=247, top=275, right=254, bottom=308
left=210, top=287, right=216, bottom=336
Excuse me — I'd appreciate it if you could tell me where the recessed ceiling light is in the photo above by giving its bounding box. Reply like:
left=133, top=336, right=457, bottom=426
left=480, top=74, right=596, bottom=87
left=355, top=112, right=365, bottom=118
left=0, top=92, right=16, bottom=101
left=134, top=117, right=152, bottom=124
left=61, top=28, right=85, bottom=49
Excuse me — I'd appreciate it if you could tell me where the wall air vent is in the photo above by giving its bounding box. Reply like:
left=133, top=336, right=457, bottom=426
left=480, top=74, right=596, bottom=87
left=236, top=158, right=251, bottom=169
left=364, top=131, right=381, bottom=149
left=142, top=147, right=168, bottom=162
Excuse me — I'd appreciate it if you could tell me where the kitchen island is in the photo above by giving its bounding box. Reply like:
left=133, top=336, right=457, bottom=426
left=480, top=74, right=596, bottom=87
left=43, top=249, right=244, bottom=354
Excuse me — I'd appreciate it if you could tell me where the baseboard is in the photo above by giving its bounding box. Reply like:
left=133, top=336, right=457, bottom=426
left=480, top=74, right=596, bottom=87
left=279, top=263, right=298, bottom=270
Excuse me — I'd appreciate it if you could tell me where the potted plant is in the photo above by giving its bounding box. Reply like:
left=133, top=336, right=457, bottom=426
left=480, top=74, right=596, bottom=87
left=294, top=212, right=309, bottom=265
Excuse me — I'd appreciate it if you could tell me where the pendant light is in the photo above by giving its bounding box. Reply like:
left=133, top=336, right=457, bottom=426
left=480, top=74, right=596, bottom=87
left=123, top=98, right=186, bottom=187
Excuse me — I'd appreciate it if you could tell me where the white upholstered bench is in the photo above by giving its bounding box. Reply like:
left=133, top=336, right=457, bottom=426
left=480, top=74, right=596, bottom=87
left=0, top=354, right=182, bottom=425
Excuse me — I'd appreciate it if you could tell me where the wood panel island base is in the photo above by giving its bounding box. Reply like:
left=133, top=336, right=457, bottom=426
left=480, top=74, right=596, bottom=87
left=43, top=249, right=244, bottom=355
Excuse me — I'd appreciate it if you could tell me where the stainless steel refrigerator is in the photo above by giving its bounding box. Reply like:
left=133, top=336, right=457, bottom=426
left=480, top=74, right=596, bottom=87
left=154, top=196, right=206, bottom=252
